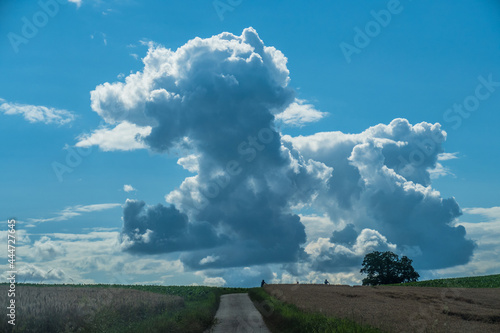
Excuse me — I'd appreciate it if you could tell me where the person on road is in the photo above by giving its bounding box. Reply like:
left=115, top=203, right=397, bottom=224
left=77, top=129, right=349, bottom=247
left=324, top=279, right=330, bottom=285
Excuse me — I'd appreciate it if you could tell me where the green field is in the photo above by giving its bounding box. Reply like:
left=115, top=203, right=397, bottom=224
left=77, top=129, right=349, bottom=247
left=397, top=273, right=500, bottom=288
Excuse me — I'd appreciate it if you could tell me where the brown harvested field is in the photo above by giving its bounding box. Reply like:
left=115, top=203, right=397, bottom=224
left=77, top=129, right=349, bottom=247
left=264, top=284, right=500, bottom=333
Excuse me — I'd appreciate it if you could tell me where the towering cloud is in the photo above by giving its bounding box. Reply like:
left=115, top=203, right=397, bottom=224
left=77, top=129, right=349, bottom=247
left=92, top=28, right=330, bottom=268
left=88, top=28, right=475, bottom=276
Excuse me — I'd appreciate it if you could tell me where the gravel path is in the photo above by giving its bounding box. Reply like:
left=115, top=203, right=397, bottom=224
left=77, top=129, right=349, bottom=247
left=209, top=293, right=271, bottom=333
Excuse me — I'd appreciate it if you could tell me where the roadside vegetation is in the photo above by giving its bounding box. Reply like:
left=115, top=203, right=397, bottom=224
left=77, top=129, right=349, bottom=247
left=396, top=273, right=500, bottom=288
left=248, top=287, right=382, bottom=333
left=0, top=283, right=247, bottom=333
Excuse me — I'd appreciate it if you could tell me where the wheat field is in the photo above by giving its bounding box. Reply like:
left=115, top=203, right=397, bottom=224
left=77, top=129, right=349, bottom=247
left=0, top=285, right=184, bottom=332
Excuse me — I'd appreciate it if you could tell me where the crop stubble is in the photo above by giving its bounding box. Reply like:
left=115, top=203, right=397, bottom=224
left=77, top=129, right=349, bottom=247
left=264, top=284, right=500, bottom=332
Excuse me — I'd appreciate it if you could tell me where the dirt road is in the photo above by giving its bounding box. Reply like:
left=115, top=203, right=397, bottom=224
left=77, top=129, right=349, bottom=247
left=209, top=293, right=271, bottom=333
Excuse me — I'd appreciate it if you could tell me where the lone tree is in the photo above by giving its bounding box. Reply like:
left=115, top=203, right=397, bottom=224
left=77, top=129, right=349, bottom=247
left=360, top=251, right=419, bottom=286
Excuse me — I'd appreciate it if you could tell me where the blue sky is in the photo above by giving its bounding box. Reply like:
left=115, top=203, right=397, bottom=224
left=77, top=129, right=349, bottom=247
left=1, top=0, right=499, bottom=286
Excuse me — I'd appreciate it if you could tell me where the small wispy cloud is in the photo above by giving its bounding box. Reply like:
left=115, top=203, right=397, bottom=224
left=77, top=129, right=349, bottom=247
left=29, top=203, right=121, bottom=223
left=0, top=98, right=75, bottom=125
left=102, top=8, right=114, bottom=16
left=463, top=207, right=500, bottom=220
left=438, top=152, right=459, bottom=161
left=199, top=255, right=219, bottom=265
left=428, top=162, right=454, bottom=179
left=123, top=184, right=136, bottom=192
left=275, top=99, right=327, bottom=127
left=430, top=152, right=458, bottom=179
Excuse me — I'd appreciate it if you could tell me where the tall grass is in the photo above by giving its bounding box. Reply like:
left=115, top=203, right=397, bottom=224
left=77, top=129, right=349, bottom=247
left=0, top=284, right=247, bottom=333
left=248, top=288, right=382, bottom=333
left=397, top=274, right=500, bottom=288
left=0, top=286, right=182, bottom=332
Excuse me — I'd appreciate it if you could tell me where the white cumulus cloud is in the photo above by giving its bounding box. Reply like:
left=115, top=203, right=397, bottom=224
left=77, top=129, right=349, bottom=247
left=203, top=277, right=226, bottom=287
left=76, top=121, right=151, bottom=151
left=85, top=28, right=477, bottom=278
